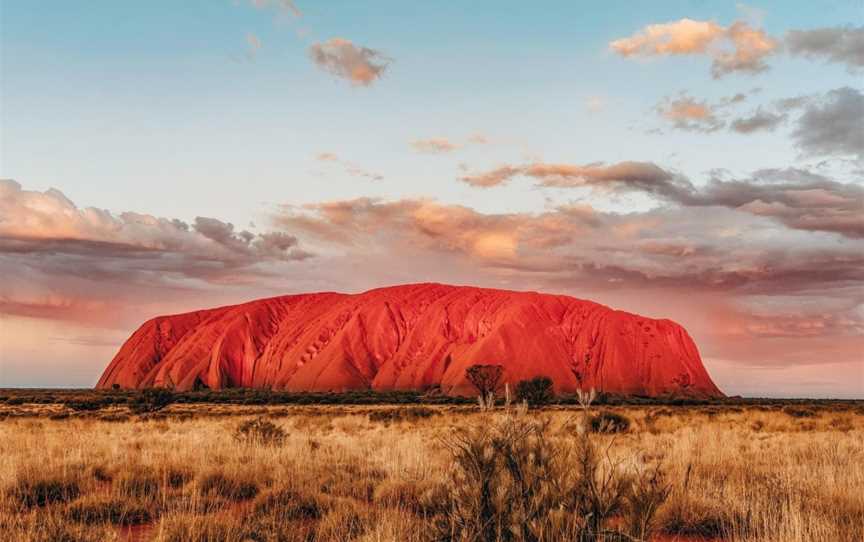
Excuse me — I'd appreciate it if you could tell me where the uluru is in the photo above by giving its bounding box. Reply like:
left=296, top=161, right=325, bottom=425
left=97, top=283, right=723, bottom=397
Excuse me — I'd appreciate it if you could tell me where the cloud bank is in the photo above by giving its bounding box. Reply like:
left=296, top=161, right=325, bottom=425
left=4, top=174, right=861, bottom=394
left=0, top=179, right=311, bottom=326
left=459, top=163, right=863, bottom=238
left=273, top=193, right=863, bottom=370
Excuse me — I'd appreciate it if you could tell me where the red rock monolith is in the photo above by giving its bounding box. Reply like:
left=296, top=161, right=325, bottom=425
left=97, top=283, right=723, bottom=397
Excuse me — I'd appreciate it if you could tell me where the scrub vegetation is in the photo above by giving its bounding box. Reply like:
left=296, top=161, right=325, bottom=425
left=0, top=390, right=861, bottom=541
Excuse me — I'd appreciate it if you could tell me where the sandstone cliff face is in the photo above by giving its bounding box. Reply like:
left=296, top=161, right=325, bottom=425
left=97, top=283, right=723, bottom=397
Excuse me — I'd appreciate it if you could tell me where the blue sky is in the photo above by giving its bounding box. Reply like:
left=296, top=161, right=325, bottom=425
left=3, top=0, right=860, bottom=223
left=1, top=1, right=862, bottom=396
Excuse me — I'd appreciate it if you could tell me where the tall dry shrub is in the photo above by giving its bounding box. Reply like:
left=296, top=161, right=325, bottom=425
left=438, top=410, right=570, bottom=541
left=623, top=464, right=671, bottom=540
left=437, top=389, right=670, bottom=542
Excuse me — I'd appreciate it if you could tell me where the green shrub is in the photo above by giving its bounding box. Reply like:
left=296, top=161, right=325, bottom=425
left=783, top=406, right=817, bottom=418
left=129, top=388, right=174, bottom=414
left=515, top=376, right=554, bottom=407
left=368, top=406, right=437, bottom=424
left=66, top=399, right=105, bottom=412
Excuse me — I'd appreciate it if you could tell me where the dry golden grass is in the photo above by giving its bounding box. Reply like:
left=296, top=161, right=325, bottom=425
left=0, top=400, right=861, bottom=541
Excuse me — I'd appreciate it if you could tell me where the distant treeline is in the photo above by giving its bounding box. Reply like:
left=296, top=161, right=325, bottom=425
left=0, top=387, right=860, bottom=409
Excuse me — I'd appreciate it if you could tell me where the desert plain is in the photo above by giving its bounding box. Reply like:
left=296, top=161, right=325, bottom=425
left=1, top=389, right=861, bottom=542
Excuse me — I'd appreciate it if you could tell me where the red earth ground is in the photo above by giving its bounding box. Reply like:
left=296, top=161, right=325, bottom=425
left=97, top=283, right=723, bottom=397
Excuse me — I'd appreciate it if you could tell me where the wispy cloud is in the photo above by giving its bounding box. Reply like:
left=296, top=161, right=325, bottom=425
left=585, top=96, right=607, bottom=113
left=309, top=38, right=391, bottom=86
left=249, top=0, right=301, bottom=17
left=315, top=152, right=383, bottom=181
left=730, top=107, right=786, bottom=133
left=410, top=138, right=460, bottom=153
left=460, top=161, right=685, bottom=195
left=409, top=135, right=490, bottom=154
left=242, top=33, right=262, bottom=62
left=460, top=165, right=524, bottom=188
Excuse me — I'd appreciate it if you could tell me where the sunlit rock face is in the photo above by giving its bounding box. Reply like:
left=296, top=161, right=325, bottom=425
left=97, top=283, right=723, bottom=398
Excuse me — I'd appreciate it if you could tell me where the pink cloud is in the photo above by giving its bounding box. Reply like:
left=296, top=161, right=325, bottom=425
left=4, top=178, right=862, bottom=396
left=610, top=18, right=778, bottom=77
left=315, top=152, right=383, bottom=181
left=458, top=162, right=864, bottom=238
left=656, top=94, right=725, bottom=132
left=309, top=38, right=390, bottom=86
left=611, top=19, right=726, bottom=56
left=410, top=138, right=460, bottom=153
left=0, top=179, right=314, bottom=330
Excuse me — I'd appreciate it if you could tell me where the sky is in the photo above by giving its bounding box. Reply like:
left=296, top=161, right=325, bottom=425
left=1, top=0, right=862, bottom=397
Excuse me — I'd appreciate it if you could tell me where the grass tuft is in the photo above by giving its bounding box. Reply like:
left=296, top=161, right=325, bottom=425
left=198, top=471, right=260, bottom=501
left=233, top=416, right=287, bottom=447
left=253, top=486, right=329, bottom=520
left=8, top=473, right=81, bottom=508
left=115, top=465, right=162, bottom=500
left=589, top=410, right=632, bottom=433
left=66, top=495, right=153, bottom=525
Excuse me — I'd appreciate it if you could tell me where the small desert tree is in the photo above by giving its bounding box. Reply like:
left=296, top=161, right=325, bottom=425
left=465, top=364, right=504, bottom=397
left=515, top=376, right=554, bottom=407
